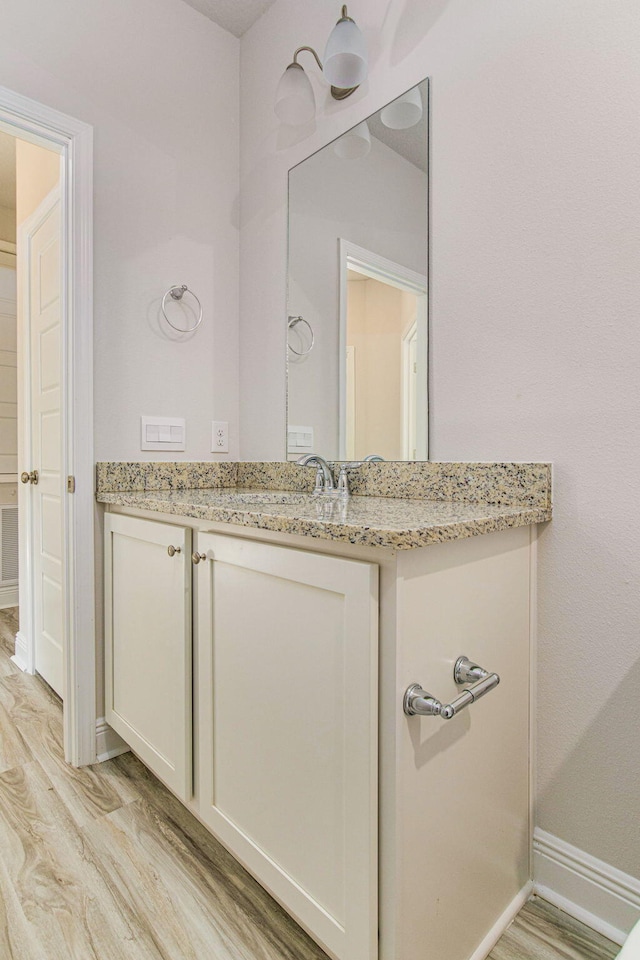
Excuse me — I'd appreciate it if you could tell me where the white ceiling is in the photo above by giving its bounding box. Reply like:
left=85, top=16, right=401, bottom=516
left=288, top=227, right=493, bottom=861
left=178, top=0, right=277, bottom=37
left=0, top=130, right=16, bottom=211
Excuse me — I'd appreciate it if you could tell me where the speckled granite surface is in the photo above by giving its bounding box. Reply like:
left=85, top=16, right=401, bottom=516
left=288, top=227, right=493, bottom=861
left=96, top=487, right=551, bottom=550
left=96, top=461, right=238, bottom=493
left=96, top=461, right=552, bottom=509
left=336, top=461, right=551, bottom=507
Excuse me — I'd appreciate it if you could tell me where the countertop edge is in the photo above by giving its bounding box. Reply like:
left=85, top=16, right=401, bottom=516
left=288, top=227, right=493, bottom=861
left=97, top=491, right=551, bottom=550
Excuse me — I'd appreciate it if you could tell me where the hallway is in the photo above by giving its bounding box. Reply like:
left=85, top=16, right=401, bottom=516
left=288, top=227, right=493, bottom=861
left=0, top=608, right=619, bottom=960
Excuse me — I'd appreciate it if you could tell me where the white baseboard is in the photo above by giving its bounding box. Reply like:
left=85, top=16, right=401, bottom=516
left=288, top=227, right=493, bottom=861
left=534, top=828, right=640, bottom=945
left=95, top=717, right=130, bottom=763
left=11, top=630, right=33, bottom=673
left=468, top=882, right=534, bottom=960
left=0, top=584, right=18, bottom=608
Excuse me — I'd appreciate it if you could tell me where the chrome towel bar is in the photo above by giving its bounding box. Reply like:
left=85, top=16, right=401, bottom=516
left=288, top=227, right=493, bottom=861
left=403, top=656, right=500, bottom=720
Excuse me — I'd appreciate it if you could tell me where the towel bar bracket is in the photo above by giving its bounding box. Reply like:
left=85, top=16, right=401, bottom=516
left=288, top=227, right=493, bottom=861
left=403, top=656, right=500, bottom=721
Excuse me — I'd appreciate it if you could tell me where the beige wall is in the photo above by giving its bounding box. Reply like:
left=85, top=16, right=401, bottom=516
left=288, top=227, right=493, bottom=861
left=1, top=0, right=240, bottom=464
left=0, top=265, right=17, bottom=476
left=0, top=205, right=16, bottom=245
left=15, top=140, right=60, bottom=226
left=347, top=276, right=413, bottom=461
left=2, top=0, right=240, bottom=718
left=240, top=0, right=640, bottom=880
left=0, top=483, right=17, bottom=504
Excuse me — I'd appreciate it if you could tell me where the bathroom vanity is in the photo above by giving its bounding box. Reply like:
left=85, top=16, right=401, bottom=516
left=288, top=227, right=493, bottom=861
left=97, top=460, right=551, bottom=960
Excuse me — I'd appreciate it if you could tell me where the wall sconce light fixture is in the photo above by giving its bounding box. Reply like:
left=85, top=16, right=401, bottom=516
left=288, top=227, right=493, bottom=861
left=274, top=5, right=368, bottom=126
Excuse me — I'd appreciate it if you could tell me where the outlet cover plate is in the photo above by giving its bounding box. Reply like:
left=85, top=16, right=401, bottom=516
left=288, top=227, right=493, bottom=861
left=212, top=421, right=229, bottom=454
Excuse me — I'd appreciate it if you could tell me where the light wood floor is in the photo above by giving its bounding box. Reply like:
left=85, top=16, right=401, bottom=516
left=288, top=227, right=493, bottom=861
left=0, top=607, right=620, bottom=960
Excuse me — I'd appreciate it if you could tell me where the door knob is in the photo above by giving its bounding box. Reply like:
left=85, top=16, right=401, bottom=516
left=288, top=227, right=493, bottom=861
left=20, top=472, right=30, bottom=484
left=21, top=470, right=38, bottom=484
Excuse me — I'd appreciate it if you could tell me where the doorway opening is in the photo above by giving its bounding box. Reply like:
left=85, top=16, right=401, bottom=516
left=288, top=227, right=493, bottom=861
left=0, top=85, right=94, bottom=766
left=338, top=239, right=428, bottom=461
left=0, top=130, right=66, bottom=700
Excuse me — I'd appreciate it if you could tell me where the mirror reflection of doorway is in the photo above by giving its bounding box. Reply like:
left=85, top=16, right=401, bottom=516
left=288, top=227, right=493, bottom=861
left=340, top=240, right=428, bottom=461
left=401, top=320, right=418, bottom=460
left=287, top=79, right=429, bottom=461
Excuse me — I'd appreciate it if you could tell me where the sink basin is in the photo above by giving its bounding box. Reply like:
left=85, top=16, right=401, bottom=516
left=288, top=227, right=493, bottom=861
left=214, top=491, right=310, bottom=505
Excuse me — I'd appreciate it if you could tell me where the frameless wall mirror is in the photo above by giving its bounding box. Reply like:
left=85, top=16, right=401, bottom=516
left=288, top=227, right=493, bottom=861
left=286, top=79, right=429, bottom=461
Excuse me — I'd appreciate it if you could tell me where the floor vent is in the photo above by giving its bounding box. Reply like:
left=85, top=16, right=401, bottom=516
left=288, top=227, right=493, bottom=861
left=0, top=505, right=18, bottom=586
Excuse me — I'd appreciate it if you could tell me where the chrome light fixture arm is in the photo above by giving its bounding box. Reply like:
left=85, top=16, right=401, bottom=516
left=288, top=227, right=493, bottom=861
left=293, top=46, right=323, bottom=72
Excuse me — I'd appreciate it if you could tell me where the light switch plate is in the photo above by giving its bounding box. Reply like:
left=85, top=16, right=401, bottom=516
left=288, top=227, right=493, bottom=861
left=141, top=416, right=186, bottom=451
left=287, top=425, right=314, bottom=454
left=212, top=421, right=229, bottom=453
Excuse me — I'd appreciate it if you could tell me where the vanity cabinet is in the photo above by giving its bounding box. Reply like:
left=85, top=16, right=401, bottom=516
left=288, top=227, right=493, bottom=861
left=104, top=514, right=379, bottom=960
left=104, top=506, right=535, bottom=960
left=195, top=533, right=378, bottom=960
left=104, top=513, right=193, bottom=801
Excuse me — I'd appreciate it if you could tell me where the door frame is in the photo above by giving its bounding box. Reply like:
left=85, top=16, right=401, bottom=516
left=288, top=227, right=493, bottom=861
left=401, top=319, right=417, bottom=460
left=337, top=239, right=428, bottom=460
left=0, top=84, right=95, bottom=766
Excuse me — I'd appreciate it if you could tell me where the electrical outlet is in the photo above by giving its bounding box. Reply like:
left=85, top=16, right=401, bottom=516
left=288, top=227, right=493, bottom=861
left=212, top=421, right=229, bottom=453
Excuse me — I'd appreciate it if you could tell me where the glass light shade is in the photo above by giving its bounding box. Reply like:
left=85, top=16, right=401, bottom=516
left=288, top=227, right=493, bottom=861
left=323, top=18, right=367, bottom=89
left=380, top=87, right=423, bottom=130
left=274, top=63, right=315, bottom=125
left=333, top=120, right=371, bottom=160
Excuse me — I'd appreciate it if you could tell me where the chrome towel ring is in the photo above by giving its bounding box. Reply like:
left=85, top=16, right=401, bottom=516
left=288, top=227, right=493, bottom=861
left=288, top=315, right=314, bottom=356
left=162, top=284, right=203, bottom=333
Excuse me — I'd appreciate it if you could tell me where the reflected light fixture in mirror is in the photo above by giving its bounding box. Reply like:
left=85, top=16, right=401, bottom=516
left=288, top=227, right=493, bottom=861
left=333, top=120, right=371, bottom=159
left=380, top=87, right=423, bottom=130
left=274, top=5, right=368, bottom=126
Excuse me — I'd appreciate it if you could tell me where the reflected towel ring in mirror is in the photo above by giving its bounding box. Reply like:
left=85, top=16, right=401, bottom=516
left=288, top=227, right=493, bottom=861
left=288, top=315, right=315, bottom=356
left=161, top=284, right=203, bottom=333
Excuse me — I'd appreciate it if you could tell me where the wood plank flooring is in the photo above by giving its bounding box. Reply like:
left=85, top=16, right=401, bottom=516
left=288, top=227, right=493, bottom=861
left=0, top=607, right=621, bottom=960
left=489, top=899, right=619, bottom=960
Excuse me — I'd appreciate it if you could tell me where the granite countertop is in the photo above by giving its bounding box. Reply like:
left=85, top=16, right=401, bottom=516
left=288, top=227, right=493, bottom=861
left=96, top=486, right=551, bottom=550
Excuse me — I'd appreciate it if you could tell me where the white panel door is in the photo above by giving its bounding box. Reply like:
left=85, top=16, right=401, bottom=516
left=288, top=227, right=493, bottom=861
left=196, top=533, right=379, bottom=960
left=28, top=194, right=64, bottom=696
left=105, top=513, right=192, bottom=800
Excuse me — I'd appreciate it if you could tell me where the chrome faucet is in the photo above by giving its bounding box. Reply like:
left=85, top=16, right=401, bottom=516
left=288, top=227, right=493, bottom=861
left=296, top=454, right=335, bottom=495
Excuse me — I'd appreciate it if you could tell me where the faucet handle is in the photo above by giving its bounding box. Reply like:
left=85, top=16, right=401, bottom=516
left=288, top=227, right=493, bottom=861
left=312, top=465, right=325, bottom=496
left=337, top=461, right=363, bottom=499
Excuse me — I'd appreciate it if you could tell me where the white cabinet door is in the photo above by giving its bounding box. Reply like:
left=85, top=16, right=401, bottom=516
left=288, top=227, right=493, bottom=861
left=195, top=534, right=379, bottom=960
left=105, top=513, right=192, bottom=800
